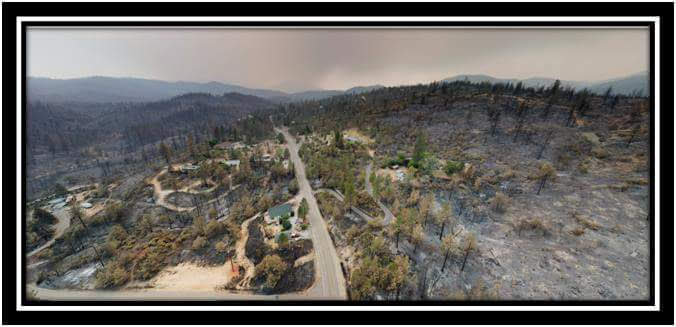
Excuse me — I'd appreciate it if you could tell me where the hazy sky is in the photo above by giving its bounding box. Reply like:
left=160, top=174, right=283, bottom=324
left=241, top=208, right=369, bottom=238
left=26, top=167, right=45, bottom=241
left=27, top=28, right=649, bottom=92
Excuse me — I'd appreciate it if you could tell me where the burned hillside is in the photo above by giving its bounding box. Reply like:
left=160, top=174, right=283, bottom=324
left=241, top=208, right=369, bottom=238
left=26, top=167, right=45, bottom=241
left=273, top=79, right=650, bottom=300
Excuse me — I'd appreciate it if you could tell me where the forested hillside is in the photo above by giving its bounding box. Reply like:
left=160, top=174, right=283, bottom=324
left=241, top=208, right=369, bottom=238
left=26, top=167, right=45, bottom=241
left=26, top=92, right=277, bottom=200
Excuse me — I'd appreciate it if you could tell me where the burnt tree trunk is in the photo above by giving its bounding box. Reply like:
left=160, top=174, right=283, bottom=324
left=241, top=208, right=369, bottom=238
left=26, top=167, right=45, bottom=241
left=461, top=251, right=470, bottom=272
left=536, top=175, right=548, bottom=195
left=536, top=131, right=553, bottom=160
left=91, top=244, right=105, bottom=268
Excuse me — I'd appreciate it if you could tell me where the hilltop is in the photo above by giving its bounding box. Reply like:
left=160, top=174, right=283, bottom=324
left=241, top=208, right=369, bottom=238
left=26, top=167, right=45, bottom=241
left=443, top=71, right=649, bottom=96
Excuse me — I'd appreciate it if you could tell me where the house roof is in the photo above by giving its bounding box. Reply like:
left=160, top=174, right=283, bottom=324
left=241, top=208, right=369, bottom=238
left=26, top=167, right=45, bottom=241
left=268, top=203, right=293, bottom=218
left=224, top=160, right=240, bottom=166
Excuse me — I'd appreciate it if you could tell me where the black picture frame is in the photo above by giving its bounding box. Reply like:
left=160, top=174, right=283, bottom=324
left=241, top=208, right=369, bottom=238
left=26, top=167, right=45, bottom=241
left=2, top=1, right=673, bottom=325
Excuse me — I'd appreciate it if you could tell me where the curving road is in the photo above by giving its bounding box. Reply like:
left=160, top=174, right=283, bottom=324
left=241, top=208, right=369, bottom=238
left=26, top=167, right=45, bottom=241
left=30, top=129, right=348, bottom=301
left=26, top=207, right=71, bottom=258
left=365, top=162, right=395, bottom=225
left=276, top=127, right=347, bottom=300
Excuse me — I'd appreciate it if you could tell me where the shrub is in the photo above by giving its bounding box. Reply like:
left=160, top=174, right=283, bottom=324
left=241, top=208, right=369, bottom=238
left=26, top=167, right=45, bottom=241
left=225, top=221, right=241, bottom=242
left=109, top=224, right=128, bottom=241
left=192, top=215, right=206, bottom=237
left=281, top=219, right=292, bottom=231
left=255, top=254, right=288, bottom=289
left=570, top=227, right=585, bottom=236
left=490, top=192, right=509, bottom=213
left=460, top=163, right=476, bottom=182
left=106, top=225, right=128, bottom=251
left=516, top=217, right=548, bottom=236
left=54, top=183, right=69, bottom=197
left=445, top=160, right=465, bottom=176
left=278, top=233, right=289, bottom=247
left=573, top=211, right=600, bottom=231
left=192, top=236, right=207, bottom=250
left=577, top=158, right=591, bottom=174
left=135, top=215, right=154, bottom=236
left=105, top=202, right=127, bottom=224
left=591, top=147, right=609, bottom=159
left=95, top=261, right=129, bottom=289
left=33, top=208, right=57, bottom=225
left=288, top=178, right=299, bottom=195
left=215, top=241, right=227, bottom=253
left=298, top=198, right=309, bottom=219
left=206, top=220, right=224, bottom=238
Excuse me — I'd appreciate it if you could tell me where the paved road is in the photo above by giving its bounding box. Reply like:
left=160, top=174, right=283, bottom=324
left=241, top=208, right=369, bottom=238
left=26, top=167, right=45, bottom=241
left=276, top=127, right=347, bottom=300
left=30, top=129, right=348, bottom=301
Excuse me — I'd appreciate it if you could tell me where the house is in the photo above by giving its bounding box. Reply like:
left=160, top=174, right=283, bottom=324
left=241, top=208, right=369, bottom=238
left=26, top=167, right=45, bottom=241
left=230, top=142, right=246, bottom=150
left=268, top=203, right=293, bottom=220
left=48, top=198, right=65, bottom=205
left=214, top=141, right=232, bottom=150
left=395, top=170, right=407, bottom=181
left=179, top=164, right=200, bottom=173
left=345, top=136, right=361, bottom=143
left=221, top=159, right=240, bottom=168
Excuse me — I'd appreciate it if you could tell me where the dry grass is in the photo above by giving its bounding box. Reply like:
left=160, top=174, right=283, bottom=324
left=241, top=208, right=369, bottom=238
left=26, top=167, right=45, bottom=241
left=572, top=211, right=600, bottom=231
left=490, top=192, right=509, bottom=213
left=516, top=217, right=549, bottom=236
left=344, top=128, right=375, bottom=144
left=570, top=227, right=585, bottom=236
left=591, top=147, right=609, bottom=159
left=499, top=168, right=516, bottom=181
left=577, top=157, right=592, bottom=174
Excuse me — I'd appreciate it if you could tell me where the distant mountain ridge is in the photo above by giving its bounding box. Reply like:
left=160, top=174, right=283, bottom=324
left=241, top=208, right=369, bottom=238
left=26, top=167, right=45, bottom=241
left=442, top=71, right=649, bottom=96
left=28, top=72, right=647, bottom=105
left=27, top=76, right=385, bottom=104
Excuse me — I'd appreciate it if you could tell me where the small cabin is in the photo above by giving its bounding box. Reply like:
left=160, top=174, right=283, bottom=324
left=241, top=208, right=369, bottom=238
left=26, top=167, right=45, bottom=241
left=268, top=203, right=293, bottom=220
left=223, top=159, right=240, bottom=167
left=180, top=164, right=200, bottom=173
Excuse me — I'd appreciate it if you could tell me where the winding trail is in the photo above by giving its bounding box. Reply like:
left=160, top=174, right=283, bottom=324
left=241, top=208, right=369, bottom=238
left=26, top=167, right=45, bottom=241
left=149, top=168, right=194, bottom=212
left=26, top=207, right=71, bottom=258
left=234, top=214, right=259, bottom=289
left=294, top=250, right=316, bottom=268
left=29, top=130, right=348, bottom=301
left=365, top=162, right=395, bottom=225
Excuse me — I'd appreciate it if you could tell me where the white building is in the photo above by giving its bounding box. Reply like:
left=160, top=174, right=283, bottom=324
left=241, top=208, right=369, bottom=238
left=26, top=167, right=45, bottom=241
left=221, top=159, right=240, bottom=168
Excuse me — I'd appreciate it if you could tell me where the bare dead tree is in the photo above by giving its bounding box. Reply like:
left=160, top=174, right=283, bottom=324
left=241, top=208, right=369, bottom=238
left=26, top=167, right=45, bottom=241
left=536, top=130, right=554, bottom=160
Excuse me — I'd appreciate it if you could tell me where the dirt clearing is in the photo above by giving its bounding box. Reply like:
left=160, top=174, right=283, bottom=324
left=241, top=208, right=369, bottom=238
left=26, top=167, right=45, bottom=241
left=143, top=262, right=237, bottom=292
